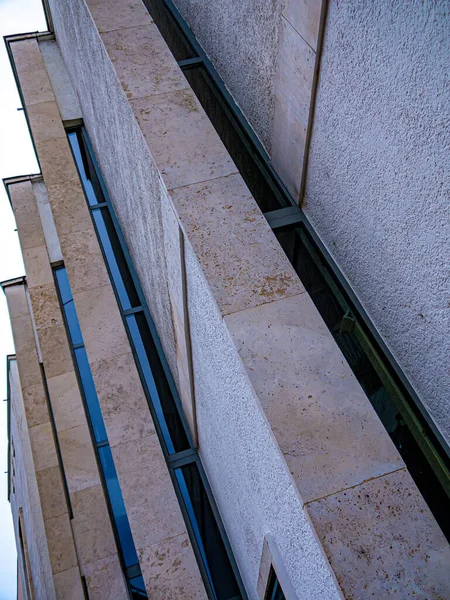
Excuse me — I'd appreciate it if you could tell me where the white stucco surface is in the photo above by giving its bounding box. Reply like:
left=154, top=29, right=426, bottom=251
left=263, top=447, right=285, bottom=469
left=303, top=0, right=450, bottom=443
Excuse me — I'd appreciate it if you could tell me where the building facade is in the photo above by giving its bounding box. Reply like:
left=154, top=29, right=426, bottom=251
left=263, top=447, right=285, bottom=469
left=2, top=0, right=449, bottom=598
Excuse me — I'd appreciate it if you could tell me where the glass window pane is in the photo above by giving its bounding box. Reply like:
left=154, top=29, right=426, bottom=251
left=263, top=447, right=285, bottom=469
left=92, top=208, right=141, bottom=310
left=266, top=570, right=286, bottom=600
left=63, top=300, right=83, bottom=347
left=129, top=575, right=147, bottom=599
left=98, top=445, right=139, bottom=569
left=74, top=347, right=107, bottom=443
left=175, top=463, right=241, bottom=600
left=54, top=267, right=73, bottom=304
left=68, top=131, right=98, bottom=206
left=126, top=313, right=189, bottom=454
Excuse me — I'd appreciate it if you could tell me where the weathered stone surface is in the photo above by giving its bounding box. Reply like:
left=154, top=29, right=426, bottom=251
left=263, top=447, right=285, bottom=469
left=53, top=567, right=85, bottom=600
left=46, top=180, right=92, bottom=236
left=83, top=553, right=128, bottom=600
left=85, top=0, right=152, bottom=34
left=22, top=246, right=53, bottom=288
left=29, top=422, right=58, bottom=472
left=27, top=101, right=65, bottom=142
left=22, top=382, right=49, bottom=428
left=9, top=180, right=35, bottom=215
left=47, top=371, right=86, bottom=433
left=171, top=174, right=303, bottom=316
left=29, top=284, right=62, bottom=330
left=111, top=434, right=186, bottom=550
left=282, top=0, right=323, bottom=51
left=307, top=469, right=450, bottom=599
left=33, top=180, right=64, bottom=264
left=36, top=466, right=67, bottom=521
left=225, top=293, right=403, bottom=503
left=38, top=325, right=73, bottom=379
left=102, top=24, right=188, bottom=101
left=131, top=89, right=237, bottom=190
left=45, top=514, right=78, bottom=574
left=138, top=533, right=207, bottom=599
left=58, top=424, right=100, bottom=493
left=71, top=484, right=117, bottom=565
left=90, top=352, right=155, bottom=447
left=15, top=209, right=46, bottom=251
left=35, top=137, right=79, bottom=187
left=10, top=38, right=55, bottom=105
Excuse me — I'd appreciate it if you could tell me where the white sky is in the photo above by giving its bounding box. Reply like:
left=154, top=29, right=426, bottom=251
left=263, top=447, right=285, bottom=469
left=0, top=0, right=47, bottom=598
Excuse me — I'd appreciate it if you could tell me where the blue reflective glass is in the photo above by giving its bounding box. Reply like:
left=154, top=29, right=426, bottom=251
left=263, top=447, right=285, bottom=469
left=267, top=572, right=285, bottom=600
left=54, top=267, right=72, bottom=304
left=126, top=314, right=175, bottom=454
left=73, top=347, right=107, bottom=444
left=98, top=445, right=139, bottom=569
left=68, top=132, right=98, bottom=206
left=129, top=575, right=147, bottom=598
left=93, top=208, right=133, bottom=310
left=63, top=300, right=83, bottom=347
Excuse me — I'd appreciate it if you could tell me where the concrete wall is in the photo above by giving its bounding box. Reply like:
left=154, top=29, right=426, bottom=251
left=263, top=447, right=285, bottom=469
left=303, top=0, right=450, bottom=445
left=9, top=358, right=56, bottom=600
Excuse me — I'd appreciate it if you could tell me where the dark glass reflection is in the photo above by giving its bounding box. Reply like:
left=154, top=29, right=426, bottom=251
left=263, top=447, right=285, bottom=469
left=175, top=463, right=240, bottom=600
left=276, top=227, right=450, bottom=540
left=126, top=313, right=189, bottom=454
left=73, top=347, right=107, bottom=443
left=129, top=575, right=147, bottom=598
left=266, top=569, right=286, bottom=600
left=98, top=445, right=139, bottom=568
left=68, top=131, right=98, bottom=206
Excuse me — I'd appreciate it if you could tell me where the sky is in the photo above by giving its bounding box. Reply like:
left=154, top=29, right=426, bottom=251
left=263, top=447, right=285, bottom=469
left=0, top=0, right=47, bottom=598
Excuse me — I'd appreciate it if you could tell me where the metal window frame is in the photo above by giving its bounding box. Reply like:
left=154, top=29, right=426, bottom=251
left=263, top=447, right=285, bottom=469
left=67, top=127, right=248, bottom=600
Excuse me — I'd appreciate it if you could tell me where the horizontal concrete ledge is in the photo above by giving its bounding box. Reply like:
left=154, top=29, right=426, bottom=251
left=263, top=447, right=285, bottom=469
left=4, top=174, right=43, bottom=187
left=4, top=32, right=53, bottom=44
left=1, top=276, right=26, bottom=290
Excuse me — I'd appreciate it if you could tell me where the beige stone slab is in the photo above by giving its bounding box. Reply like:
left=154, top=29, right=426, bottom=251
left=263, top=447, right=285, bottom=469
left=10, top=38, right=55, bottom=106
left=225, top=293, right=403, bottom=503
left=3, top=283, right=29, bottom=318
left=282, top=0, right=323, bottom=51
left=46, top=180, right=92, bottom=236
left=102, top=24, right=189, bottom=101
left=27, top=101, right=65, bottom=142
left=35, top=137, right=79, bottom=187
left=58, top=424, right=101, bottom=493
left=171, top=174, right=304, bottom=316
left=38, top=325, right=74, bottom=379
left=29, top=284, right=62, bottom=330
left=72, top=285, right=130, bottom=362
left=307, top=469, right=450, bottom=599
left=86, top=0, right=153, bottom=34
left=111, top=434, right=186, bottom=550
left=59, top=229, right=109, bottom=295
left=22, top=382, right=49, bottom=428
left=15, top=347, right=42, bottom=389
left=15, top=209, right=46, bottom=251
left=272, top=17, right=315, bottom=201
left=90, top=352, right=155, bottom=447
left=22, top=246, right=53, bottom=288
left=71, top=484, right=116, bottom=565
left=53, top=566, right=85, bottom=600
left=10, top=313, right=37, bottom=356
left=139, top=532, right=207, bottom=599
left=47, top=371, right=86, bottom=433
left=131, top=89, right=237, bottom=190
left=45, top=514, right=78, bottom=574
left=29, top=421, right=58, bottom=472
left=36, top=466, right=67, bottom=520
left=83, top=553, right=128, bottom=600
left=8, top=180, right=35, bottom=215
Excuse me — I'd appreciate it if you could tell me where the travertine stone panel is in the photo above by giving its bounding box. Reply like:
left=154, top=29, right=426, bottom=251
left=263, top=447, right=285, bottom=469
left=83, top=553, right=128, bottom=600
left=282, top=0, right=323, bottom=51
left=139, top=533, right=208, bottom=599
left=10, top=39, right=54, bottom=105
left=34, top=180, right=63, bottom=264
left=29, top=422, right=58, bottom=472
left=8, top=180, right=36, bottom=215
left=171, top=174, right=304, bottom=316
left=111, top=435, right=187, bottom=550
left=53, top=567, right=85, bottom=600
left=86, top=0, right=152, bottom=34
left=3, top=281, right=29, bottom=318
left=14, top=209, right=46, bottom=250
left=90, top=352, right=156, bottom=447
left=38, top=325, right=73, bottom=379
left=22, top=246, right=53, bottom=288
left=29, top=284, right=62, bottom=330
left=271, top=16, right=315, bottom=200
left=71, top=484, right=116, bottom=565
left=26, top=101, right=66, bottom=142
left=59, top=230, right=110, bottom=294
left=58, top=424, right=101, bottom=493
left=225, top=293, right=403, bottom=503
left=35, top=137, right=79, bottom=187
left=36, top=466, right=67, bottom=520
left=131, top=89, right=237, bottom=190
left=102, top=24, right=189, bottom=100
left=22, top=382, right=48, bottom=427
left=45, top=181, right=92, bottom=236
left=307, top=469, right=450, bottom=598
left=8, top=318, right=42, bottom=389
left=72, top=285, right=130, bottom=361
left=47, top=371, right=86, bottom=432
left=45, top=514, right=79, bottom=574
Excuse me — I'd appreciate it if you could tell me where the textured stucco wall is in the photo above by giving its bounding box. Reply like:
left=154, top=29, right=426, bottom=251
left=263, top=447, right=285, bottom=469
left=9, top=360, right=56, bottom=600
left=304, top=0, right=450, bottom=443
left=173, top=0, right=280, bottom=152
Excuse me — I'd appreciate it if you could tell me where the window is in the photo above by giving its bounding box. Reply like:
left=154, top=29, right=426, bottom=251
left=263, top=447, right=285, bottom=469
left=265, top=568, right=286, bottom=600
left=68, top=128, right=246, bottom=600
left=54, top=266, right=146, bottom=599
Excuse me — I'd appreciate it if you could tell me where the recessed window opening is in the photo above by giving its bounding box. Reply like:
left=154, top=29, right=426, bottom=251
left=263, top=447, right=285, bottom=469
left=54, top=266, right=146, bottom=599
left=264, top=567, right=286, bottom=600
left=140, top=0, right=450, bottom=541
left=67, top=128, right=247, bottom=600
